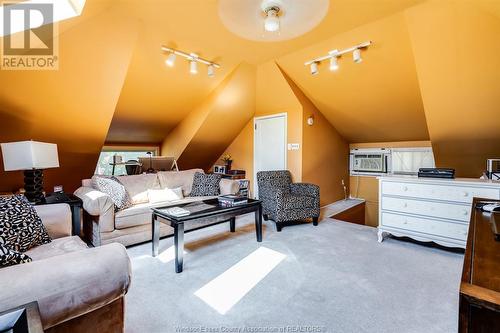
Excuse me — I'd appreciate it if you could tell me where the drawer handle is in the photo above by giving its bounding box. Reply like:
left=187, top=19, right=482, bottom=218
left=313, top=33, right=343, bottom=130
left=403, top=220, right=408, bottom=225
left=403, top=186, right=408, bottom=192
left=463, top=210, right=469, bottom=216
left=403, top=203, right=408, bottom=208
left=463, top=192, right=469, bottom=197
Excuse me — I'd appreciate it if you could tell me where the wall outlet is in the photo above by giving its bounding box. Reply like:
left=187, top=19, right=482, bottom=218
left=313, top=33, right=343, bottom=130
left=287, top=143, right=300, bottom=151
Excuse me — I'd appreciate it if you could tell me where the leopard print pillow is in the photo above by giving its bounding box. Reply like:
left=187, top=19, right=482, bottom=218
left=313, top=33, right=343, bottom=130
left=189, top=172, right=221, bottom=197
left=0, top=243, right=32, bottom=268
left=0, top=195, right=51, bottom=253
left=91, top=176, right=132, bottom=211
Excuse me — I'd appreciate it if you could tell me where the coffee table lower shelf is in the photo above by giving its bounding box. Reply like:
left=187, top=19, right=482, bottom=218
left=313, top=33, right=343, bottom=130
left=151, top=199, right=262, bottom=273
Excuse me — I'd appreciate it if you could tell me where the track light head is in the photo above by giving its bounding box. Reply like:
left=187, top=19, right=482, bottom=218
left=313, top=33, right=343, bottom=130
left=329, top=56, right=339, bottom=71
left=310, top=62, right=319, bottom=75
left=190, top=60, right=198, bottom=74
left=208, top=64, right=215, bottom=77
left=165, top=52, right=176, bottom=67
left=353, top=48, right=362, bottom=63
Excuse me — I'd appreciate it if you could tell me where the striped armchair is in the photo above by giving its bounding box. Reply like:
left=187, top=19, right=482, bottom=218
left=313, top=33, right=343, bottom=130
left=256, top=170, right=320, bottom=231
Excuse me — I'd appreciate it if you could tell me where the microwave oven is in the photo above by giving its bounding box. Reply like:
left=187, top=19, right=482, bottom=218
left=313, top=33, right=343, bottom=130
left=350, top=149, right=390, bottom=174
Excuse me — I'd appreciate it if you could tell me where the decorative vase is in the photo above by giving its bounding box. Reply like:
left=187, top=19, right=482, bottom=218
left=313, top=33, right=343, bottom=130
left=225, top=160, right=232, bottom=172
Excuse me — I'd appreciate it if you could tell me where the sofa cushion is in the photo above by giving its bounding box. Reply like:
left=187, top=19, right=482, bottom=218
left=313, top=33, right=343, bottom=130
left=91, top=176, right=132, bottom=211
left=157, top=169, right=204, bottom=196
left=0, top=243, right=31, bottom=268
left=190, top=172, right=221, bottom=197
left=114, top=196, right=216, bottom=229
left=0, top=195, right=51, bottom=252
left=147, top=187, right=183, bottom=204
left=25, top=236, right=88, bottom=261
left=116, top=174, right=160, bottom=204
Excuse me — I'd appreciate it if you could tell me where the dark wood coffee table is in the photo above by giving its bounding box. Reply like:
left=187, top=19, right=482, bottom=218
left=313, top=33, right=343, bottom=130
left=151, top=198, right=262, bottom=273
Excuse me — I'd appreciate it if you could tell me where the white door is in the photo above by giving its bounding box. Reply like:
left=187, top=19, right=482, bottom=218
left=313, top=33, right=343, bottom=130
left=254, top=113, right=287, bottom=198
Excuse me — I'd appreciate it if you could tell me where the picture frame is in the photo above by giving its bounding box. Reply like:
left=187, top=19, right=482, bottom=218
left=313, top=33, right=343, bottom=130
left=214, top=165, right=226, bottom=174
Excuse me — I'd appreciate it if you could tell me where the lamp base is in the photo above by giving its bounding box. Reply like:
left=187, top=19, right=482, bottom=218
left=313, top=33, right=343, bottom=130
left=24, top=169, right=44, bottom=204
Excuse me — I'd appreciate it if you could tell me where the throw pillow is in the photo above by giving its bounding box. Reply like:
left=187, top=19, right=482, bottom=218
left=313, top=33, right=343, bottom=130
left=91, top=176, right=132, bottom=211
left=147, top=187, right=184, bottom=204
left=0, top=243, right=32, bottom=268
left=0, top=195, right=51, bottom=252
left=190, top=172, right=221, bottom=197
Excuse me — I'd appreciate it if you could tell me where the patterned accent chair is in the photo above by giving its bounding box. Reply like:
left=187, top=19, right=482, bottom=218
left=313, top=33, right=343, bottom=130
left=257, top=170, right=320, bottom=231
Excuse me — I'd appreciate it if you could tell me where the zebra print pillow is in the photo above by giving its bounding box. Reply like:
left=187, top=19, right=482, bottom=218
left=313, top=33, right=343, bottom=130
left=189, top=172, right=221, bottom=197
left=0, top=195, right=51, bottom=253
left=0, top=243, right=32, bottom=268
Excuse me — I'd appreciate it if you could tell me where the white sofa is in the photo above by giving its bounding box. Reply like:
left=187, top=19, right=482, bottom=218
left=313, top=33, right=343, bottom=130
left=74, top=169, right=239, bottom=247
left=0, top=203, right=130, bottom=333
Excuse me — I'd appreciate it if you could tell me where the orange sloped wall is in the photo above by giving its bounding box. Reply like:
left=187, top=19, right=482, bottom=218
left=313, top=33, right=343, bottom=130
left=405, top=0, right=500, bottom=177
left=0, top=8, right=138, bottom=193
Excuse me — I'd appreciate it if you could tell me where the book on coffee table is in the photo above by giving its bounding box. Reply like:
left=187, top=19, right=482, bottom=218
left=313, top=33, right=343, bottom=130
left=218, top=194, right=248, bottom=207
left=160, top=207, right=191, bottom=217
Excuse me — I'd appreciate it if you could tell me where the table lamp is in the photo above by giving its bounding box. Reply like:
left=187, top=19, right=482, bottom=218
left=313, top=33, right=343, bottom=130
left=1, top=141, right=59, bottom=203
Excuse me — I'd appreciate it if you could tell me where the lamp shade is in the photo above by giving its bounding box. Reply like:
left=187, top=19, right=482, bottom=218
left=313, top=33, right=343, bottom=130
left=1, top=141, right=59, bottom=171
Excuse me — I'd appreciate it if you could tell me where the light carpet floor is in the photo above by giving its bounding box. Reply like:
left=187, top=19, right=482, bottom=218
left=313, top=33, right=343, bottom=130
left=124, top=215, right=464, bottom=333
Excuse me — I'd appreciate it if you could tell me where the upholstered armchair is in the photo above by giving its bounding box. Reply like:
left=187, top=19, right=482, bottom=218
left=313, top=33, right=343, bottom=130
left=257, top=170, right=320, bottom=231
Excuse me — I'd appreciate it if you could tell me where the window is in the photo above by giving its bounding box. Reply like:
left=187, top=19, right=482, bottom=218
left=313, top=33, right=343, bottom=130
left=391, top=147, right=435, bottom=175
left=95, top=146, right=159, bottom=176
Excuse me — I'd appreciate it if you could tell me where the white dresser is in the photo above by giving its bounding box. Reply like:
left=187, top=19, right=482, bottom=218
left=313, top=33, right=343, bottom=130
left=378, top=176, right=500, bottom=248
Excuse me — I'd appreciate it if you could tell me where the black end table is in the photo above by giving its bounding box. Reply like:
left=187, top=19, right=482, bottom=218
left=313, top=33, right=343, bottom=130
left=151, top=198, right=262, bottom=273
left=0, top=301, right=43, bottom=333
left=39, top=193, right=83, bottom=236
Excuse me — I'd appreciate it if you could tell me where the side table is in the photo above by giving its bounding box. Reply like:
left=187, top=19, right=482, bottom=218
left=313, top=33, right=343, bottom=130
left=39, top=193, right=83, bottom=236
left=0, top=301, right=43, bottom=333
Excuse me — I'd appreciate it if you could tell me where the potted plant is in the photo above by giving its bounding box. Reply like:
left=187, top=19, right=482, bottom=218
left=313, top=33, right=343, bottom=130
left=221, top=153, right=233, bottom=172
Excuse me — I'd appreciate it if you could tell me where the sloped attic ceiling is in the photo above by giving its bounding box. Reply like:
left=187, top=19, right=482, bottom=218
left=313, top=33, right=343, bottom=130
left=276, top=12, right=429, bottom=143
left=0, top=1, right=138, bottom=192
left=104, top=0, right=426, bottom=144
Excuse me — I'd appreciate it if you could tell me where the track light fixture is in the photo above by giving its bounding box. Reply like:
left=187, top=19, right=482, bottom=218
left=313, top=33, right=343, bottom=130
left=310, top=62, right=319, bottom=75
left=208, top=64, right=215, bottom=77
left=165, top=52, right=176, bottom=67
left=329, top=52, right=339, bottom=71
left=353, top=48, right=362, bottom=63
left=190, top=59, right=198, bottom=74
left=161, top=46, right=220, bottom=77
left=304, top=41, right=372, bottom=75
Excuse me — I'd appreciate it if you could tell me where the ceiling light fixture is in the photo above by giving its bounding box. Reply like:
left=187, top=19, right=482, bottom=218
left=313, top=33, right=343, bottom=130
left=353, top=48, right=362, bottom=63
left=304, top=41, right=372, bottom=75
left=165, top=52, right=176, bottom=67
left=219, top=0, right=328, bottom=42
left=263, top=6, right=280, bottom=32
left=161, top=46, right=220, bottom=77
left=208, top=64, right=215, bottom=77
left=329, top=52, right=339, bottom=71
left=190, top=59, right=198, bottom=75
left=310, top=62, right=319, bottom=76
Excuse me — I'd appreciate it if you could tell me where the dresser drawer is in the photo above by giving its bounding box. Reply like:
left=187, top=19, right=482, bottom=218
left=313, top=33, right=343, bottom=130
left=381, top=181, right=500, bottom=203
left=381, top=212, right=469, bottom=241
left=381, top=197, right=471, bottom=222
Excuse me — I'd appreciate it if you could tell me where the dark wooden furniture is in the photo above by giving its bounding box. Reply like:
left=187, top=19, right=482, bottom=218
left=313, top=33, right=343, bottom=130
left=0, top=301, right=43, bottom=333
left=332, top=202, right=365, bottom=225
left=40, top=193, right=83, bottom=236
left=459, top=198, right=500, bottom=332
left=220, top=170, right=246, bottom=180
left=151, top=198, right=262, bottom=273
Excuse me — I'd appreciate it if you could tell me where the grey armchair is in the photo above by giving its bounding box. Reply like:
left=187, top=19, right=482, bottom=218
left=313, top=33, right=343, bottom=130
left=256, top=170, right=320, bottom=231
